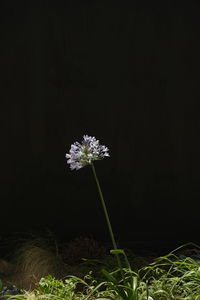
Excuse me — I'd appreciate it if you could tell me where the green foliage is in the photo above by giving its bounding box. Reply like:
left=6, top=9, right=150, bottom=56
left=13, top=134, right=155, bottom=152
left=4, top=242, right=200, bottom=300
left=37, top=275, right=86, bottom=300
left=82, top=245, right=200, bottom=300
left=35, top=274, right=112, bottom=300
left=140, top=249, right=200, bottom=300
left=11, top=250, right=200, bottom=300
left=100, top=248, right=148, bottom=300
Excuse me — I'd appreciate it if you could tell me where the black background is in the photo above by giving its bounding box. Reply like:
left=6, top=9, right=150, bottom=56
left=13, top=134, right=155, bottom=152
left=0, top=1, right=200, bottom=248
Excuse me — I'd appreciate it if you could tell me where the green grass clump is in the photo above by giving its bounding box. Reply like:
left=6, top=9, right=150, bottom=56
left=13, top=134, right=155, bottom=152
left=140, top=249, right=200, bottom=299
left=2, top=243, right=200, bottom=300
left=36, top=245, right=200, bottom=300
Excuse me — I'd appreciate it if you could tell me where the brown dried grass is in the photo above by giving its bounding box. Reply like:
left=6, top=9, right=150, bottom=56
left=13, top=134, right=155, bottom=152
left=1, top=238, right=67, bottom=290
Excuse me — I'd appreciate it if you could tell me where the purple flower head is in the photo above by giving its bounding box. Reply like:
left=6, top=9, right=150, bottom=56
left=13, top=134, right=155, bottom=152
left=66, top=135, right=110, bottom=170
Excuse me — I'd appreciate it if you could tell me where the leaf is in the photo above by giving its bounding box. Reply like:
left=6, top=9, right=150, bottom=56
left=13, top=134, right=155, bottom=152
left=83, top=282, right=107, bottom=300
left=133, top=276, right=138, bottom=291
left=110, top=249, right=132, bottom=270
left=110, top=249, right=125, bottom=255
left=101, top=269, right=118, bottom=284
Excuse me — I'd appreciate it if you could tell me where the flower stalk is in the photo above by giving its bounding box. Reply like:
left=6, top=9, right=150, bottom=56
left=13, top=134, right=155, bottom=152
left=91, top=162, right=117, bottom=250
left=91, top=162, right=124, bottom=276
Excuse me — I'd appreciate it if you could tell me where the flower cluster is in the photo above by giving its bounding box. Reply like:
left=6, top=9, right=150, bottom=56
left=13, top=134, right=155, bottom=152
left=66, top=135, right=109, bottom=170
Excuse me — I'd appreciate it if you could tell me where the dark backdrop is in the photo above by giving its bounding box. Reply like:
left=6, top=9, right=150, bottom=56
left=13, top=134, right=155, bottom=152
left=1, top=1, right=200, bottom=246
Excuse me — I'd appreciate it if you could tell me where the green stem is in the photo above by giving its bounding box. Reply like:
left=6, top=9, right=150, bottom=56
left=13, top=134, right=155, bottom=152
left=91, top=162, right=124, bottom=277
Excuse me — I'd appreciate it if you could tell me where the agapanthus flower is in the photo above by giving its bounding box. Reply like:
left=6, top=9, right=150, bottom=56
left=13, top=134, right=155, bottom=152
left=66, top=135, right=109, bottom=170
